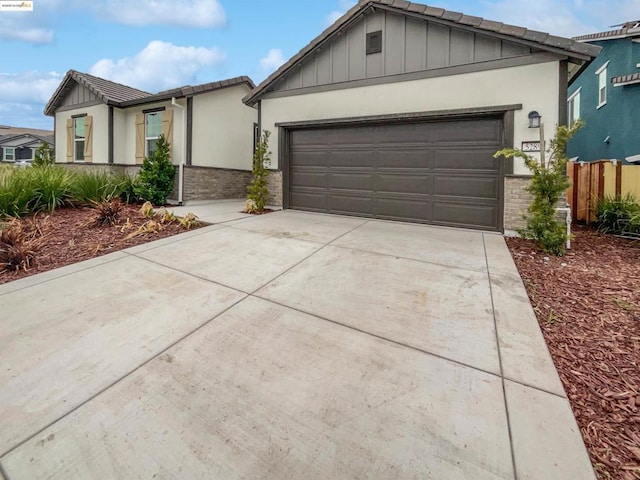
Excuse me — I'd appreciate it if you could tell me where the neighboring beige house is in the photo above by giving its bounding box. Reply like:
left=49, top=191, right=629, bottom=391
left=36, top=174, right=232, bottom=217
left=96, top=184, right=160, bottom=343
left=45, top=71, right=257, bottom=202
left=244, top=0, right=600, bottom=232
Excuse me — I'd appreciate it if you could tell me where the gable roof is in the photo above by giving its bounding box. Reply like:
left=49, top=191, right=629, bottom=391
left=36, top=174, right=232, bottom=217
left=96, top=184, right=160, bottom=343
left=0, top=125, right=53, bottom=137
left=244, top=0, right=602, bottom=106
left=45, top=70, right=151, bottom=115
left=573, top=20, right=640, bottom=43
left=0, top=132, right=54, bottom=147
left=45, top=71, right=255, bottom=115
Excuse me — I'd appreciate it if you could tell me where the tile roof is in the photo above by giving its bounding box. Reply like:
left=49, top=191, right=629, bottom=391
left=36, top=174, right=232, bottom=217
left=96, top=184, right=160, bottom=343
left=45, top=71, right=255, bottom=115
left=612, top=72, right=640, bottom=86
left=120, top=76, right=255, bottom=107
left=244, top=0, right=602, bottom=105
left=573, top=21, right=640, bottom=42
left=0, top=125, right=54, bottom=137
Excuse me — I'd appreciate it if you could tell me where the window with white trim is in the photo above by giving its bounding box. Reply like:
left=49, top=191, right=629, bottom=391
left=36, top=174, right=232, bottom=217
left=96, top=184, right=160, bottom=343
left=3, top=147, right=15, bottom=162
left=74, top=117, right=85, bottom=161
left=145, top=112, right=162, bottom=156
left=596, top=62, right=608, bottom=108
left=568, top=89, right=581, bottom=127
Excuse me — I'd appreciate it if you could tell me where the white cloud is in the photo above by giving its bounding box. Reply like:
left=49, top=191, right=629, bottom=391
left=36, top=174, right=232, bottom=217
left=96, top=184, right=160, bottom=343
left=481, top=0, right=596, bottom=37
left=87, top=0, right=226, bottom=28
left=0, top=71, right=63, bottom=104
left=260, top=49, right=286, bottom=73
left=89, top=41, right=226, bottom=92
left=325, top=0, right=356, bottom=26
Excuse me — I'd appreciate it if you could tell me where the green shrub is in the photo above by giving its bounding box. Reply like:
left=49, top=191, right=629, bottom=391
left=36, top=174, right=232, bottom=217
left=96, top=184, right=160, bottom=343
left=71, top=170, right=118, bottom=205
left=112, top=172, right=139, bottom=204
left=134, top=135, right=176, bottom=206
left=33, top=143, right=54, bottom=167
left=0, top=168, right=38, bottom=218
left=246, top=130, right=272, bottom=212
left=596, top=194, right=640, bottom=235
left=495, top=121, right=582, bottom=255
left=29, top=165, right=74, bottom=212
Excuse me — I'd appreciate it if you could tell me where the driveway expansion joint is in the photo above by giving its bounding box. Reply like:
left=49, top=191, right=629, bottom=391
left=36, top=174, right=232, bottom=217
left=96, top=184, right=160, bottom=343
left=0, top=293, right=248, bottom=460
left=483, top=233, right=519, bottom=480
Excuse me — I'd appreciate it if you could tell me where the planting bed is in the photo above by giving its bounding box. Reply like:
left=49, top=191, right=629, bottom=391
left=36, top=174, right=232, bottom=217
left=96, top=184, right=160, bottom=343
left=0, top=204, right=202, bottom=285
left=507, top=226, right=640, bottom=480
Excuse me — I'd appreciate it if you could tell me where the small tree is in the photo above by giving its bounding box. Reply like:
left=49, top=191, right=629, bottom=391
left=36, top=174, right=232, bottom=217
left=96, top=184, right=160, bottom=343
left=246, top=130, right=272, bottom=213
left=33, top=143, right=54, bottom=167
left=134, top=135, right=176, bottom=206
left=495, top=121, right=583, bottom=255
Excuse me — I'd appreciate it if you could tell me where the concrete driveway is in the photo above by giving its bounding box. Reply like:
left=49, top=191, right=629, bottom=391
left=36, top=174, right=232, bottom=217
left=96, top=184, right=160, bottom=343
left=0, top=202, right=594, bottom=480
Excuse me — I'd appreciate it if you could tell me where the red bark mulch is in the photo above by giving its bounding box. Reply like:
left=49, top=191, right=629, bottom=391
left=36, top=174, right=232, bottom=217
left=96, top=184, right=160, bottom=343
left=507, top=226, right=640, bottom=480
left=0, top=203, right=203, bottom=285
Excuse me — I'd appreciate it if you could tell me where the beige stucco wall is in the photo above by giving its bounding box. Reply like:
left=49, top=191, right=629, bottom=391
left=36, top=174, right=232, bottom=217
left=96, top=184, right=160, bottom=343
left=261, top=61, right=561, bottom=175
left=54, top=104, right=109, bottom=163
left=191, top=85, right=257, bottom=170
left=120, top=99, right=186, bottom=165
left=112, top=107, right=127, bottom=163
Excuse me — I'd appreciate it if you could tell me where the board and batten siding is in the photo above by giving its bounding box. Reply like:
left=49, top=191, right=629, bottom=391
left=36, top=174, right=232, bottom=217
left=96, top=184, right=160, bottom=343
left=273, top=10, right=532, bottom=92
left=191, top=84, right=257, bottom=170
left=58, top=82, right=100, bottom=108
left=54, top=104, right=109, bottom=163
left=262, top=61, right=560, bottom=176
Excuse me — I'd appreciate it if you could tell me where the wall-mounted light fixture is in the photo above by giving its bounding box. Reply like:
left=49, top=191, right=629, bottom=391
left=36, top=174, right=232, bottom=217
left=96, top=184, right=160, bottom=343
left=528, top=111, right=541, bottom=128
left=603, top=136, right=611, bottom=144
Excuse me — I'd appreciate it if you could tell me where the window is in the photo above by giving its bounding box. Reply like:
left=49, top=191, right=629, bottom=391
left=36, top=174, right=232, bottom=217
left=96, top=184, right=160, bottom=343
left=596, top=61, right=609, bottom=108
left=3, top=147, right=15, bottom=162
left=145, top=112, right=162, bottom=155
left=568, top=89, right=581, bottom=127
left=74, top=117, right=85, bottom=161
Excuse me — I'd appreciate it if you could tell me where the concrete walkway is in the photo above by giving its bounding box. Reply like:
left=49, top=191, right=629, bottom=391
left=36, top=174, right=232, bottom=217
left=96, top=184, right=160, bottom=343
left=0, top=203, right=594, bottom=479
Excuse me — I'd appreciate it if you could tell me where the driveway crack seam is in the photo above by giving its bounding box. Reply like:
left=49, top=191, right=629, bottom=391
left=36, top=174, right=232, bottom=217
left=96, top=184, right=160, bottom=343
left=0, top=460, right=11, bottom=480
left=251, top=294, right=503, bottom=380
left=0, top=294, right=248, bottom=461
left=247, top=219, right=371, bottom=296
left=483, top=233, right=518, bottom=480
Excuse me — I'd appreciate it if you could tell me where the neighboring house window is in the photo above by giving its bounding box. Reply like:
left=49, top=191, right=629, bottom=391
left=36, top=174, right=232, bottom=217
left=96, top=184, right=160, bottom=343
left=74, top=117, right=85, bottom=161
left=145, top=112, right=162, bottom=155
left=3, top=147, right=15, bottom=162
left=595, top=62, right=609, bottom=108
left=568, top=89, right=581, bottom=127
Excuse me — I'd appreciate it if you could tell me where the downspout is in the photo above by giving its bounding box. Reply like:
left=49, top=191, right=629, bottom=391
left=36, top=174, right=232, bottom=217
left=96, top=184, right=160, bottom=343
left=171, top=97, right=186, bottom=205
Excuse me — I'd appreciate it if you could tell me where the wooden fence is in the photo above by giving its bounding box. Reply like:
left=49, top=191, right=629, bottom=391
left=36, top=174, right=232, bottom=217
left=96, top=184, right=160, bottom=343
left=567, top=160, right=640, bottom=223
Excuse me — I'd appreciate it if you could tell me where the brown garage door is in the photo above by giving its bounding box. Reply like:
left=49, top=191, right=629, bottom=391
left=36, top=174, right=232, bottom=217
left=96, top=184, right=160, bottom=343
left=288, top=117, right=504, bottom=231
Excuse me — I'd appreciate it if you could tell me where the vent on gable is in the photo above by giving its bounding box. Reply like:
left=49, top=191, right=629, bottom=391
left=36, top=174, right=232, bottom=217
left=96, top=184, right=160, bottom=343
left=366, top=30, right=382, bottom=55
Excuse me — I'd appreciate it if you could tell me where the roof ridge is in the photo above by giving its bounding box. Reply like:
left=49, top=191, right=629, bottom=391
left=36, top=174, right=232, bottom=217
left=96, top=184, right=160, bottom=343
left=72, top=70, right=152, bottom=96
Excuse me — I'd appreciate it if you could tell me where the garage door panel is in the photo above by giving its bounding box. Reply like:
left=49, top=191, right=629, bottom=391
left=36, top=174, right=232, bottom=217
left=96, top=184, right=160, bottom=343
left=330, top=150, right=377, bottom=168
left=328, top=172, right=375, bottom=191
left=290, top=150, right=329, bottom=166
left=434, top=175, right=499, bottom=199
left=378, top=149, right=433, bottom=168
left=377, top=197, right=432, bottom=221
left=434, top=148, right=501, bottom=171
left=290, top=169, right=327, bottom=188
left=329, top=193, right=376, bottom=215
left=375, top=123, right=433, bottom=144
left=290, top=190, right=329, bottom=211
left=289, top=117, right=503, bottom=231
left=433, top=201, right=498, bottom=229
left=377, top=173, right=432, bottom=195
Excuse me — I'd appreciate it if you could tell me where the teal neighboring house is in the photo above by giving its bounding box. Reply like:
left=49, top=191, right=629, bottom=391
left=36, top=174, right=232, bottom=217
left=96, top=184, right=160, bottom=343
left=568, top=21, right=640, bottom=163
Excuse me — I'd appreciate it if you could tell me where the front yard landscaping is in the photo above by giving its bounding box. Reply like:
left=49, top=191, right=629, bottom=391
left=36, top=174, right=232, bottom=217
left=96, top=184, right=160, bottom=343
left=507, top=226, right=640, bottom=480
left=0, top=203, right=202, bottom=285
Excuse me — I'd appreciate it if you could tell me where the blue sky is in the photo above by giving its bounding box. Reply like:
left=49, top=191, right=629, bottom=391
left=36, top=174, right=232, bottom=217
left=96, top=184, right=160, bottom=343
left=0, top=0, right=637, bottom=130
